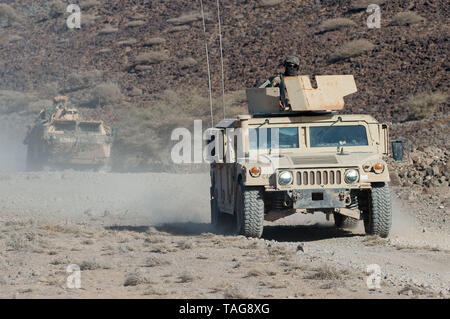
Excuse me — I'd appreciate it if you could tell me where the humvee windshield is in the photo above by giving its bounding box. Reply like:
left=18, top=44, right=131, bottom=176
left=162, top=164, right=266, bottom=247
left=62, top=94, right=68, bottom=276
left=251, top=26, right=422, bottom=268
left=79, top=123, right=101, bottom=134
left=310, top=125, right=368, bottom=147
left=54, top=122, right=76, bottom=132
left=249, top=127, right=299, bottom=150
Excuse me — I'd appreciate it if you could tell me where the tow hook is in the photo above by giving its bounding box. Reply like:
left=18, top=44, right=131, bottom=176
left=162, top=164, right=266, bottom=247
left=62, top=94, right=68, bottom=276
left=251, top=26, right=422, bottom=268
left=290, top=191, right=300, bottom=201
left=339, top=192, right=352, bottom=205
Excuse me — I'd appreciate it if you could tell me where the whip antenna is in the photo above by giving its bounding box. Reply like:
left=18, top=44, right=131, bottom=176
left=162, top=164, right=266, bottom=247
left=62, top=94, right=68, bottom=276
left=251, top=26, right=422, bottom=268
left=200, top=0, right=214, bottom=127
left=216, top=0, right=226, bottom=119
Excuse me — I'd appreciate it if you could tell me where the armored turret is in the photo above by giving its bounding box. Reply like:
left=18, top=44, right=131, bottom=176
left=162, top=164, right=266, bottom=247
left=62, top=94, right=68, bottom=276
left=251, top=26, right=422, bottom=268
left=246, top=75, right=357, bottom=115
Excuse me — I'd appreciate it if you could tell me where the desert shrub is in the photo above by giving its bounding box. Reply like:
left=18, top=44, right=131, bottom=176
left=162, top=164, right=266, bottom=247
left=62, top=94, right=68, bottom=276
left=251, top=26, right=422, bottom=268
left=350, top=0, right=385, bottom=11
left=124, top=20, right=146, bottom=28
left=117, top=38, right=137, bottom=47
left=48, top=0, right=65, bottom=19
left=7, top=34, right=23, bottom=43
left=1, top=34, right=23, bottom=45
left=330, top=39, right=374, bottom=62
left=79, top=259, right=100, bottom=270
left=404, top=92, right=447, bottom=120
left=167, top=12, right=211, bottom=25
left=98, top=48, right=112, bottom=54
left=304, top=265, right=350, bottom=280
left=179, top=57, right=198, bottom=69
left=124, top=272, right=143, bottom=286
left=90, top=83, right=123, bottom=107
left=81, top=14, right=99, bottom=27
left=178, top=272, right=195, bottom=283
left=319, top=18, right=356, bottom=33
left=135, top=51, right=169, bottom=65
left=144, top=37, right=166, bottom=46
left=223, top=287, right=251, bottom=299
left=144, top=256, right=171, bottom=267
left=98, top=25, right=118, bottom=35
left=168, top=25, right=190, bottom=33
left=390, top=11, right=424, bottom=26
left=0, top=4, right=19, bottom=27
left=258, top=0, right=283, bottom=7
left=81, top=0, right=101, bottom=9
left=67, top=70, right=103, bottom=90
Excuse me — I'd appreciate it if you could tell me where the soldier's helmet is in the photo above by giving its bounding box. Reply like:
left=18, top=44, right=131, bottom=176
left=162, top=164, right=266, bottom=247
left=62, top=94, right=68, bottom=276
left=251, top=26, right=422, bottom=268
left=283, top=56, right=300, bottom=67
left=53, top=95, right=69, bottom=106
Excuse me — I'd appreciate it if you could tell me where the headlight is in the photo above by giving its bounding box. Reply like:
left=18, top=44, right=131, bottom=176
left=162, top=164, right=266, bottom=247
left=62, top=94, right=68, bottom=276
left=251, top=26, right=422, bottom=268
left=345, top=169, right=359, bottom=183
left=278, top=171, right=293, bottom=185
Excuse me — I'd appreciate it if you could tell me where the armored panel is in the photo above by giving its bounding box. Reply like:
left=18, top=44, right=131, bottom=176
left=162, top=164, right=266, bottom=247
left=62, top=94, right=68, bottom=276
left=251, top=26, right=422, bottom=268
left=246, top=87, right=280, bottom=114
left=246, top=75, right=357, bottom=114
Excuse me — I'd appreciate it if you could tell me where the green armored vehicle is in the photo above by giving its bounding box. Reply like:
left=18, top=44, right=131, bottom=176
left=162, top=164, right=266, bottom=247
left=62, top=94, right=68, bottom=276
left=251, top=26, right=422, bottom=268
left=210, top=75, right=402, bottom=238
left=24, top=96, right=113, bottom=171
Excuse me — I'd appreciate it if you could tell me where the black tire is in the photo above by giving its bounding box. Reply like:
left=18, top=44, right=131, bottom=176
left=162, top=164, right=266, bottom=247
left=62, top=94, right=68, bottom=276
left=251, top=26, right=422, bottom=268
left=210, top=186, right=220, bottom=227
left=234, top=183, right=265, bottom=238
left=334, top=213, right=359, bottom=229
left=363, top=182, right=392, bottom=238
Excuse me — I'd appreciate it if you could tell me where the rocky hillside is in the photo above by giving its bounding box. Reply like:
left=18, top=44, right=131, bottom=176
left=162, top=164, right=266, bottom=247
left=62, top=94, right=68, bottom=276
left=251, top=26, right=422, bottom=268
left=0, top=0, right=448, bottom=168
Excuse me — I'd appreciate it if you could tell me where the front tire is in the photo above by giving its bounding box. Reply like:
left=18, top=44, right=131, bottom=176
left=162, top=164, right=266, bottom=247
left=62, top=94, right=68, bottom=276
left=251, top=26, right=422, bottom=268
left=234, top=184, right=264, bottom=238
left=363, top=182, right=392, bottom=238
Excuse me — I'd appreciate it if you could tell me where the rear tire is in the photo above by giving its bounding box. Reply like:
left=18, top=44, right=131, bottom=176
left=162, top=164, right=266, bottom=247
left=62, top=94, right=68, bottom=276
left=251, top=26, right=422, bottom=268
left=210, top=186, right=220, bottom=227
left=234, top=183, right=264, bottom=238
left=334, top=213, right=359, bottom=229
left=210, top=186, right=231, bottom=231
left=363, top=182, right=392, bottom=238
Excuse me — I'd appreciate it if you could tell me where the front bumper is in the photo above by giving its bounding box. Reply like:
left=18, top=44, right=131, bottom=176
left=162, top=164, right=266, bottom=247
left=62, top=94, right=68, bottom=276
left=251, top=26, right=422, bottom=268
left=289, top=188, right=351, bottom=209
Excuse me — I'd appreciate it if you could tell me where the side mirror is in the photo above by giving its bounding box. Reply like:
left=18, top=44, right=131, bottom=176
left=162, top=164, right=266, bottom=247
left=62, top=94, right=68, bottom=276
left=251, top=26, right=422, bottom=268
left=392, top=138, right=410, bottom=162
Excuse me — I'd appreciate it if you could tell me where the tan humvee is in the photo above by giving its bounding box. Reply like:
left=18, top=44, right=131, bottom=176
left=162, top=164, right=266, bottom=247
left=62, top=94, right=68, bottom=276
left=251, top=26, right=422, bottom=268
left=24, top=96, right=113, bottom=171
left=210, top=75, right=397, bottom=238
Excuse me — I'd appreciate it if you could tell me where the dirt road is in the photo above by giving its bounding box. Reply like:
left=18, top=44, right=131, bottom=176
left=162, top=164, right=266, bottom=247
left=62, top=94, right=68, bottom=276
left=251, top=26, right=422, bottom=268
left=0, top=171, right=448, bottom=298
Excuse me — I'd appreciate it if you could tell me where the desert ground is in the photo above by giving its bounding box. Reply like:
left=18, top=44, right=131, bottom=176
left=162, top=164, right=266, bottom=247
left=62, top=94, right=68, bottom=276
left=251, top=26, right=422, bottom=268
left=0, top=170, right=448, bottom=299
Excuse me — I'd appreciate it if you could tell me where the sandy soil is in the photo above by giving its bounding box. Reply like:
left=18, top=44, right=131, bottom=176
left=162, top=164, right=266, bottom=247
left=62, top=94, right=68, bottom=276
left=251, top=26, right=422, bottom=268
left=0, top=171, right=448, bottom=299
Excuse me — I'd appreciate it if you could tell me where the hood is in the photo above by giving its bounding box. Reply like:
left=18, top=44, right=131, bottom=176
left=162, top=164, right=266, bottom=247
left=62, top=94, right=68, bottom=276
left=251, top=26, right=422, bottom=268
left=257, top=152, right=381, bottom=169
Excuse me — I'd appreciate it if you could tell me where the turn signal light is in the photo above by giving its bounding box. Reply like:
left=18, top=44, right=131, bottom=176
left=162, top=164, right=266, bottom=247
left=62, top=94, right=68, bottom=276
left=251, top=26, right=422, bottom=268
left=374, top=163, right=384, bottom=174
left=250, top=167, right=261, bottom=177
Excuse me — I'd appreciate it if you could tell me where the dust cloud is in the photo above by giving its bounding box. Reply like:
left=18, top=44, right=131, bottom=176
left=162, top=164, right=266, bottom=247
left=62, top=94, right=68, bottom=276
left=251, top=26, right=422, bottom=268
left=0, top=170, right=211, bottom=226
left=0, top=116, right=27, bottom=172
left=0, top=114, right=211, bottom=227
left=390, top=196, right=450, bottom=250
left=390, top=196, right=418, bottom=236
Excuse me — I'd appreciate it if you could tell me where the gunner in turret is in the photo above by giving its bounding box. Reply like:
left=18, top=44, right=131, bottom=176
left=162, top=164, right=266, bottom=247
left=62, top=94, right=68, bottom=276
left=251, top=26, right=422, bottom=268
left=260, top=55, right=300, bottom=88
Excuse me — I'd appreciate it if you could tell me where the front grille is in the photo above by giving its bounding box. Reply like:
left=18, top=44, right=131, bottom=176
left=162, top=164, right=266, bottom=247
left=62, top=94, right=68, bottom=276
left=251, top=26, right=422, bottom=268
left=296, top=169, right=344, bottom=186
